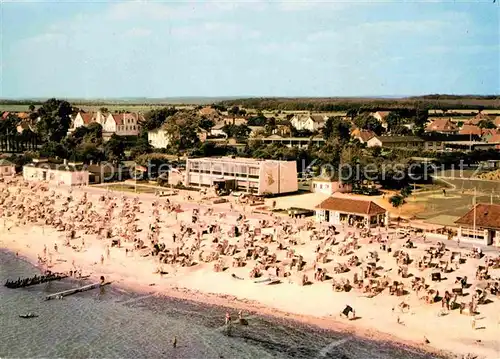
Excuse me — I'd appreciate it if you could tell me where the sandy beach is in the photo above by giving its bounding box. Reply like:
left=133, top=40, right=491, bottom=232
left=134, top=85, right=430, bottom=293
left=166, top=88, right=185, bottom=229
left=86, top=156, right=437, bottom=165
left=1, top=179, right=499, bottom=359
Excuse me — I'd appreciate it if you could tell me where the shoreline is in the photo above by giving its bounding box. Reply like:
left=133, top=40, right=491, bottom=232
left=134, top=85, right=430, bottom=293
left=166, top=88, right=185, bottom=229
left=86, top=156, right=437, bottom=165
left=0, top=248, right=451, bottom=358
left=1, top=182, right=498, bottom=359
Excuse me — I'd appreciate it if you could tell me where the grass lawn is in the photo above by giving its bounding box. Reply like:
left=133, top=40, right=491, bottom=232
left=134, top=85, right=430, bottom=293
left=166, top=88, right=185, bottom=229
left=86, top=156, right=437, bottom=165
left=104, top=184, right=157, bottom=194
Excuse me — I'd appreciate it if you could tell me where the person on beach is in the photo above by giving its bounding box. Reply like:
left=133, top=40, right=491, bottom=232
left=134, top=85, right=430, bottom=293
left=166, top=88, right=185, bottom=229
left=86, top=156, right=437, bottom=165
left=225, top=312, right=231, bottom=325
left=172, top=336, right=177, bottom=348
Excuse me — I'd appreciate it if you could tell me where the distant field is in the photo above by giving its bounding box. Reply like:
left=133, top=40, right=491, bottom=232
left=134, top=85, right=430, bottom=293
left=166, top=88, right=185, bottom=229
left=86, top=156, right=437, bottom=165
left=0, top=105, right=31, bottom=112
left=0, top=104, right=195, bottom=113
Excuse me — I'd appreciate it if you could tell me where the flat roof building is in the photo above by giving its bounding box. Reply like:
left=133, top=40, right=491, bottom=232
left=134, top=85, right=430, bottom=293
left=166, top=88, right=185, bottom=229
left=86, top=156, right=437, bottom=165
left=23, top=159, right=89, bottom=186
left=185, top=157, right=298, bottom=195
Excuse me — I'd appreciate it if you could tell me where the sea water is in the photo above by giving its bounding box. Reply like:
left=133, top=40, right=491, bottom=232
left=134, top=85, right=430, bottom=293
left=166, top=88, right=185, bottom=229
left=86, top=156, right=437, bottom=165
left=0, top=251, right=445, bottom=359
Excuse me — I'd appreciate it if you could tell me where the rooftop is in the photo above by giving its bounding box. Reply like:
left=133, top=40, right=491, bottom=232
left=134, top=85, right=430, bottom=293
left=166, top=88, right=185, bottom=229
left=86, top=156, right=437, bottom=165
left=24, top=161, right=87, bottom=172
left=187, top=156, right=295, bottom=164
left=455, top=203, right=500, bottom=230
left=374, top=136, right=424, bottom=143
left=0, top=159, right=14, bottom=166
left=316, top=197, right=386, bottom=216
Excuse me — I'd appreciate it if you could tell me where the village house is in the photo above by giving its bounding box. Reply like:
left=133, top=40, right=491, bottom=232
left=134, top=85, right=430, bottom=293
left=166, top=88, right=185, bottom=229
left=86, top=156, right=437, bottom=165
left=68, top=111, right=108, bottom=134
left=290, top=114, right=327, bottom=132
left=23, top=159, right=89, bottom=186
left=310, top=177, right=352, bottom=195
left=148, top=127, right=207, bottom=149
left=495, top=117, right=500, bottom=128
left=459, top=124, right=483, bottom=136
left=248, top=126, right=266, bottom=138
left=148, top=128, right=171, bottom=149
left=273, top=123, right=292, bottom=137
left=71, top=112, right=96, bottom=130
left=259, top=135, right=325, bottom=149
left=351, top=129, right=376, bottom=144
left=455, top=203, right=500, bottom=246
left=428, top=109, right=479, bottom=116
left=425, top=118, right=458, bottom=134
left=210, top=123, right=227, bottom=137
left=315, top=197, right=388, bottom=228
left=16, top=120, right=35, bottom=134
left=371, top=111, right=391, bottom=127
left=0, top=159, right=16, bottom=177
left=487, top=133, right=500, bottom=149
left=103, top=113, right=143, bottom=136
left=198, top=106, right=220, bottom=118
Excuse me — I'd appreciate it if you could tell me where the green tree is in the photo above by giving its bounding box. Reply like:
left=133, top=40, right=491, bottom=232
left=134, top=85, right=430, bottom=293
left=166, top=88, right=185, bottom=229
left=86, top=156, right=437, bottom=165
left=353, top=113, right=384, bottom=135
left=76, top=142, right=103, bottom=164
left=400, top=186, right=413, bottom=198
left=199, top=117, right=215, bottom=131
left=323, top=116, right=351, bottom=142
left=104, top=134, right=126, bottom=162
left=389, top=194, right=404, bottom=208
left=142, top=107, right=178, bottom=131
left=84, top=122, right=103, bottom=144
left=386, top=112, right=401, bottom=133
left=39, top=141, right=68, bottom=159
left=247, top=115, right=268, bottom=126
left=478, top=120, right=496, bottom=129
left=35, top=98, right=72, bottom=143
left=264, top=117, right=277, bottom=135
left=222, top=124, right=251, bottom=141
left=130, top=136, right=153, bottom=158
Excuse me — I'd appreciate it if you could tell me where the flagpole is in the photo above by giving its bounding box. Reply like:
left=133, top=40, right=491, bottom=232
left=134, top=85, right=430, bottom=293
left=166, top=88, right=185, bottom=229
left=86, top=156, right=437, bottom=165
left=473, top=187, right=476, bottom=241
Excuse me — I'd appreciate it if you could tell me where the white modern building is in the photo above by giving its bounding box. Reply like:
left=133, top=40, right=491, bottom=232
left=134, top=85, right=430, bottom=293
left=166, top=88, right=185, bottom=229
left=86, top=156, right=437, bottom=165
left=310, top=178, right=352, bottom=195
left=315, top=197, right=388, bottom=228
left=23, top=159, right=89, bottom=186
left=185, top=157, right=298, bottom=195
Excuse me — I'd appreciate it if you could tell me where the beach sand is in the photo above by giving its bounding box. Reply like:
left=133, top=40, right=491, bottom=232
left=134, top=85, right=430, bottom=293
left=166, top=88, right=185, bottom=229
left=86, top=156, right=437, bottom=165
left=1, top=181, right=499, bottom=359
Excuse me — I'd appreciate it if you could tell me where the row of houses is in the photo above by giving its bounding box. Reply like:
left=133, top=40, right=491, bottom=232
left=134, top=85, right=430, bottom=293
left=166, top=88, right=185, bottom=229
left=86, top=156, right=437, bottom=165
left=70, top=111, right=143, bottom=137
left=352, top=130, right=500, bottom=152
left=0, top=110, right=144, bottom=139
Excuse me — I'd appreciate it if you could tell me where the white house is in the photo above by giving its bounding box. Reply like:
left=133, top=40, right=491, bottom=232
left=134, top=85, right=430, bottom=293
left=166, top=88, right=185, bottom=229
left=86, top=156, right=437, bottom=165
left=148, top=128, right=171, bottom=149
left=69, top=111, right=108, bottom=134
left=315, top=197, right=388, bottom=228
left=148, top=127, right=207, bottom=149
left=103, top=113, right=143, bottom=136
left=23, top=160, right=89, bottom=186
left=290, top=114, right=327, bottom=132
left=211, top=123, right=228, bottom=137
left=0, top=159, right=16, bottom=177
left=72, top=112, right=96, bottom=130
left=371, top=111, right=391, bottom=126
left=310, top=177, right=352, bottom=195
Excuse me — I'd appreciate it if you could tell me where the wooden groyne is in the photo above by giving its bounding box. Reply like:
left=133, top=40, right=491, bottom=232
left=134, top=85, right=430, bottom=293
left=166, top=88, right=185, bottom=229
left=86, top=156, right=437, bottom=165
left=45, top=281, right=111, bottom=301
left=5, top=273, right=68, bottom=289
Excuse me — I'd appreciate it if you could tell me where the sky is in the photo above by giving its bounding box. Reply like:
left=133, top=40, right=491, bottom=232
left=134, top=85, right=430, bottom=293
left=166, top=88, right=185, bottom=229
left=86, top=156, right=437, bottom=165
left=1, top=0, right=499, bottom=98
